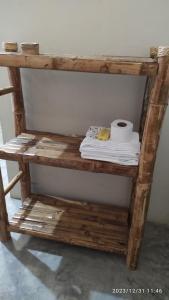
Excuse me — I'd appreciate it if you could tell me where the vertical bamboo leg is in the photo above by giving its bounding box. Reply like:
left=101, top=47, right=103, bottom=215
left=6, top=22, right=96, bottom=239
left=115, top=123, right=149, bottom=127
left=19, top=161, right=31, bottom=200
left=3, top=43, right=31, bottom=202
left=0, top=168, right=11, bottom=241
left=127, top=46, right=169, bottom=269
left=139, top=76, right=155, bottom=141
left=128, top=178, right=136, bottom=226
left=8, top=66, right=31, bottom=201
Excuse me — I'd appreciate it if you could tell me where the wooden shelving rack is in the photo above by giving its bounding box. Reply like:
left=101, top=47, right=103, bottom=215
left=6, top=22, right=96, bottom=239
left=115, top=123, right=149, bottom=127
left=0, top=42, right=169, bottom=270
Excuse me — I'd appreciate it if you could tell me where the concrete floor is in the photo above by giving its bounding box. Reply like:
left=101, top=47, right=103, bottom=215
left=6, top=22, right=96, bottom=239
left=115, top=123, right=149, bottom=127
left=0, top=129, right=169, bottom=299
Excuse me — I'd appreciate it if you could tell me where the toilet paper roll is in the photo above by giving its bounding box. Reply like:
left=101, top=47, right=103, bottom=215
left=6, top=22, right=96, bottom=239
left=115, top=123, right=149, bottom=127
left=110, top=119, right=133, bottom=142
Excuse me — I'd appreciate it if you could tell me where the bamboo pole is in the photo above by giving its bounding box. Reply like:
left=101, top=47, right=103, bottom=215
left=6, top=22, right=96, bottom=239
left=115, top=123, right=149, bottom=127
left=150, top=47, right=158, bottom=59
left=4, top=171, right=23, bottom=196
left=127, top=46, right=169, bottom=270
left=2, top=42, right=18, bottom=52
left=3, top=42, right=31, bottom=202
left=0, top=53, right=158, bottom=76
left=21, top=43, right=39, bottom=55
left=139, top=48, right=158, bottom=140
left=8, top=67, right=26, bottom=134
left=0, top=168, right=11, bottom=241
left=0, top=86, right=14, bottom=96
left=8, top=66, right=31, bottom=200
left=139, top=77, right=155, bottom=141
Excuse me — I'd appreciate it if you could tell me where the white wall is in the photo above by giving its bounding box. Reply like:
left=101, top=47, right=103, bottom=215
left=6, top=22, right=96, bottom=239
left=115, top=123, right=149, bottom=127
left=0, top=0, right=169, bottom=224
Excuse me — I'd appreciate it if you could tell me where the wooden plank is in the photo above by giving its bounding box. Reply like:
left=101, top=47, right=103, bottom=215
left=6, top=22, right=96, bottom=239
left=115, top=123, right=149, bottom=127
left=0, top=86, right=14, bottom=96
left=0, top=132, right=138, bottom=177
left=0, top=52, right=158, bottom=76
left=8, top=194, right=128, bottom=254
left=4, top=171, right=23, bottom=195
left=127, top=46, right=169, bottom=270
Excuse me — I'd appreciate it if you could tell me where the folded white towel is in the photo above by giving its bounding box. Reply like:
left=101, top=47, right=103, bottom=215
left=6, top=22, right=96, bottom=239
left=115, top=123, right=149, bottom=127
left=81, top=154, right=138, bottom=165
left=80, top=126, right=140, bottom=166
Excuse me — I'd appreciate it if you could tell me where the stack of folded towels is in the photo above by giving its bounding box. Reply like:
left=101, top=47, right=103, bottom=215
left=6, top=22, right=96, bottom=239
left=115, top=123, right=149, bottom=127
left=79, top=120, right=140, bottom=166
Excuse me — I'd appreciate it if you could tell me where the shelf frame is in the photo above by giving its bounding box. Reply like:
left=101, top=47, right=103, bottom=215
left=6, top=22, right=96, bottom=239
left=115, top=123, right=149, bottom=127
left=0, top=42, right=169, bottom=270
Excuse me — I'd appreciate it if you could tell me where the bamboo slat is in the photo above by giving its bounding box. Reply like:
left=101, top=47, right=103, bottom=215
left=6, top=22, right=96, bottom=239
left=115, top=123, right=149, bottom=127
left=30, top=193, right=129, bottom=224
left=0, top=132, right=138, bottom=177
left=9, top=193, right=129, bottom=255
left=4, top=171, right=23, bottom=195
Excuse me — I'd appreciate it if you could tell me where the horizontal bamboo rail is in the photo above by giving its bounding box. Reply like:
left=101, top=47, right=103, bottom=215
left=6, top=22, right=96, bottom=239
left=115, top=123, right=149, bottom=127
left=4, top=171, right=23, bottom=196
left=0, top=86, right=14, bottom=96
left=0, top=53, right=157, bottom=76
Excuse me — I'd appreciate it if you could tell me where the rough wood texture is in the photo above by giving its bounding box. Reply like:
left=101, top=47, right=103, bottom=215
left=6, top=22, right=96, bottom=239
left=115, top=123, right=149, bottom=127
left=4, top=171, right=23, bottom=196
left=8, top=67, right=26, bottom=135
left=0, top=131, right=138, bottom=178
left=0, top=52, right=158, bottom=76
left=139, top=76, right=155, bottom=140
left=150, top=47, right=158, bottom=59
left=21, top=43, right=39, bottom=55
left=9, top=193, right=129, bottom=254
left=2, top=42, right=18, bottom=52
left=7, top=67, right=31, bottom=200
left=0, top=86, right=14, bottom=96
left=0, top=169, right=11, bottom=241
left=127, top=46, right=169, bottom=270
left=150, top=66, right=169, bottom=105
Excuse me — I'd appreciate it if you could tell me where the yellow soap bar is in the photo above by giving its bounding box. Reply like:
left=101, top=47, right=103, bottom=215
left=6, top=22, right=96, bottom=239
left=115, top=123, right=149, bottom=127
left=97, top=128, right=110, bottom=141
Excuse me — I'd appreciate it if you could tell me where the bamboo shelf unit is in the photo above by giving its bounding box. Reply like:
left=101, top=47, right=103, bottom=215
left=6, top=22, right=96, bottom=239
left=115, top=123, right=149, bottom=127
left=0, top=42, right=169, bottom=270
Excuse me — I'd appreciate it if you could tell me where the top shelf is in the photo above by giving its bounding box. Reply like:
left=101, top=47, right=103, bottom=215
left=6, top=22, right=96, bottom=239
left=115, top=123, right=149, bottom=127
left=0, top=52, right=158, bottom=76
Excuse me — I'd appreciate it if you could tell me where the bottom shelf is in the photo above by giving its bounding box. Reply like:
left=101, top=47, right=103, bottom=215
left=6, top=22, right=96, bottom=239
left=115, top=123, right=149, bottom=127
left=8, top=194, right=129, bottom=255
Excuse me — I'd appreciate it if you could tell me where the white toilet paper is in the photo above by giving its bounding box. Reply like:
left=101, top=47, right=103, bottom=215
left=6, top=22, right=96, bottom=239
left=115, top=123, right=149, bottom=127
left=110, top=119, right=133, bottom=143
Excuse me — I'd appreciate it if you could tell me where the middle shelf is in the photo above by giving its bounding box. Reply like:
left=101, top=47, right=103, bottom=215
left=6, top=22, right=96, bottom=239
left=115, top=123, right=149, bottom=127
left=0, top=130, right=138, bottom=178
